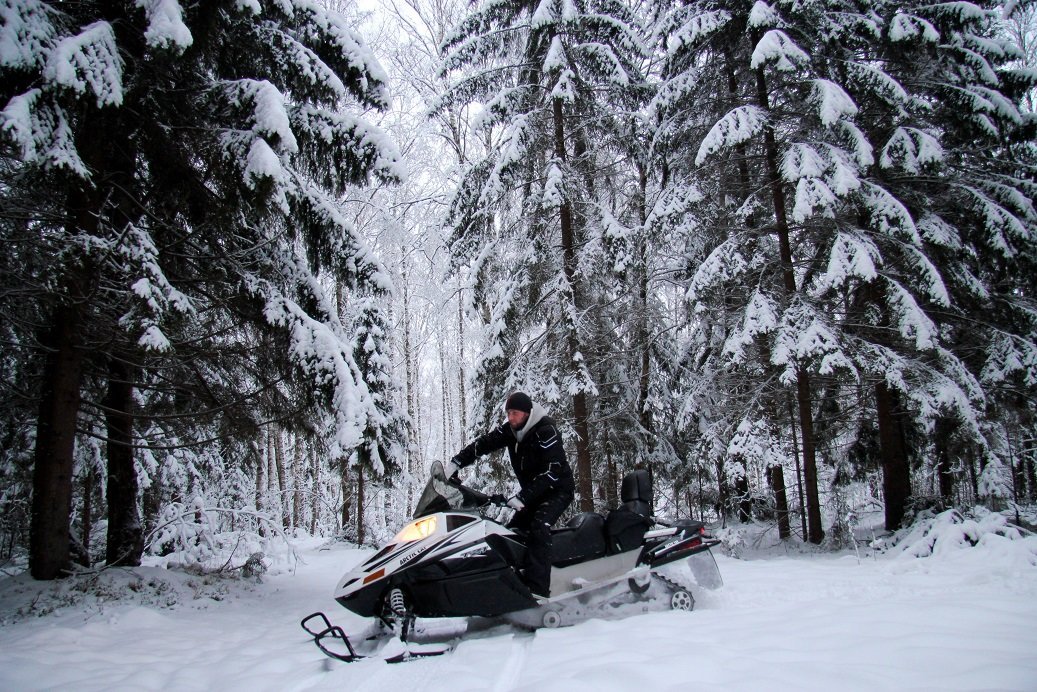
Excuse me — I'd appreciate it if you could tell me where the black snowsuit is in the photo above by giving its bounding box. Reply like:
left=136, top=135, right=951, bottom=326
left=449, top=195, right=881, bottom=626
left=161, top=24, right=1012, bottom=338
left=452, top=405, right=574, bottom=596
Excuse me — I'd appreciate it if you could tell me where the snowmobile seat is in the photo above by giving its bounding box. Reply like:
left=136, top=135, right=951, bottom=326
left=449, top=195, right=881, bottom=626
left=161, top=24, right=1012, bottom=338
left=620, top=469, right=653, bottom=517
left=550, top=512, right=607, bottom=567
left=604, top=507, right=652, bottom=554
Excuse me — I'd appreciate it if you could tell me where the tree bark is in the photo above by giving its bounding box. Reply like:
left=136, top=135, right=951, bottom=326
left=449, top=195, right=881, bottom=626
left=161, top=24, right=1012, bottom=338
left=875, top=380, right=912, bottom=530
left=339, top=459, right=351, bottom=532
left=293, top=433, right=304, bottom=530
left=105, top=356, right=143, bottom=566
left=29, top=300, right=85, bottom=580
left=552, top=96, right=594, bottom=511
left=272, top=425, right=288, bottom=529
left=934, top=417, right=957, bottom=500
left=770, top=464, right=792, bottom=539
left=356, top=465, right=366, bottom=545
left=756, top=65, right=824, bottom=543
left=735, top=462, right=752, bottom=523
left=255, top=441, right=266, bottom=536
left=81, top=465, right=95, bottom=563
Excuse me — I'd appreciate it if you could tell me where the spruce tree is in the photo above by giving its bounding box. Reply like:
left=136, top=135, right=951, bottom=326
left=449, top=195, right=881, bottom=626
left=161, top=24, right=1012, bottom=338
left=438, top=0, right=649, bottom=509
left=1, top=0, right=406, bottom=577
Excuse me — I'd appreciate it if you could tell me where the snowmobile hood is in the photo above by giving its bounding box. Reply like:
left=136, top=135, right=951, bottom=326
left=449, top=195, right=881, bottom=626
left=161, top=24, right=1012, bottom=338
left=514, top=402, right=547, bottom=443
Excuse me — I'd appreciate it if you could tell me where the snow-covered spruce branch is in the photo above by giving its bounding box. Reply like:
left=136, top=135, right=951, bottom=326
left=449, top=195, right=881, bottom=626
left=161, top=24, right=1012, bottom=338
left=144, top=502, right=297, bottom=574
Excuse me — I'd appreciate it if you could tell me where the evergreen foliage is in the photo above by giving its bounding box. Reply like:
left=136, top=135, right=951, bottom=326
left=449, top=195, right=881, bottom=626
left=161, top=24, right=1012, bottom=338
left=0, top=0, right=407, bottom=577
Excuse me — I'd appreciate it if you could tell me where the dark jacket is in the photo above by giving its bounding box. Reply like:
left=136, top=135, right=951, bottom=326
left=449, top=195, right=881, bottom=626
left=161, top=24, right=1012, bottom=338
left=454, top=403, right=575, bottom=505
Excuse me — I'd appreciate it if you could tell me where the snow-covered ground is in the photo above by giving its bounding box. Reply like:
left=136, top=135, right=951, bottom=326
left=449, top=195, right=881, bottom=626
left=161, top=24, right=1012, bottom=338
left=1, top=510, right=1036, bottom=692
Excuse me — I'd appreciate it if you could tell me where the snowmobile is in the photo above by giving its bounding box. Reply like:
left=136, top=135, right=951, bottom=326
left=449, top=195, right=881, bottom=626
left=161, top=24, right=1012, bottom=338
left=301, top=461, right=722, bottom=663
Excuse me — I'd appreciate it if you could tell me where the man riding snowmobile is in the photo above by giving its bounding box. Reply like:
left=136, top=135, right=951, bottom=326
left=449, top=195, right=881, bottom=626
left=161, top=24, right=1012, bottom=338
left=301, top=460, right=722, bottom=663
left=447, top=391, right=573, bottom=599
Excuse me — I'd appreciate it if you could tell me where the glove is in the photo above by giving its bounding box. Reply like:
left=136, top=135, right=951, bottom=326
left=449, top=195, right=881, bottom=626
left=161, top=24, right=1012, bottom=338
left=443, top=459, right=459, bottom=480
left=507, top=496, right=525, bottom=511
left=489, top=493, right=507, bottom=506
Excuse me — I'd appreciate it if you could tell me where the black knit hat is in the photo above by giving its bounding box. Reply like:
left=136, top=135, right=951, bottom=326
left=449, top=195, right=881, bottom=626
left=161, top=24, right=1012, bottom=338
left=505, top=391, right=533, bottom=413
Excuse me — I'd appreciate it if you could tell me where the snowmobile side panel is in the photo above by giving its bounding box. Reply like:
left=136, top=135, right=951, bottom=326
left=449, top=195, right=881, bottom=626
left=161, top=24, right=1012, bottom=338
left=405, top=564, right=535, bottom=617
left=549, top=548, right=641, bottom=597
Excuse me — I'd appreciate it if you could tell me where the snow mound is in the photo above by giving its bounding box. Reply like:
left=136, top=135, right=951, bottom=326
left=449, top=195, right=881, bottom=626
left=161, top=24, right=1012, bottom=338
left=876, top=507, right=1037, bottom=566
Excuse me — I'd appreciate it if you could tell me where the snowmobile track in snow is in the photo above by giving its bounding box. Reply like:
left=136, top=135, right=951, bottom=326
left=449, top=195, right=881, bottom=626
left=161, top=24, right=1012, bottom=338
left=490, top=631, right=534, bottom=692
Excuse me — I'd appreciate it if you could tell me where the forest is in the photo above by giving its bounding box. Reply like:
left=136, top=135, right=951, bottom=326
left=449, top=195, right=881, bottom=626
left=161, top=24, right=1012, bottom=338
left=1, top=0, right=1035, bottom=580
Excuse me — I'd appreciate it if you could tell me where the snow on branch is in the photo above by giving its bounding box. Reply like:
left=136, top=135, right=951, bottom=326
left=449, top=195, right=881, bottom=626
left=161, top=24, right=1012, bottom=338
left=900, top=244, right=951, bottom=307
left=846, top=61, right=909, bottom=109
left=723, top=290, right=778, bottom=362
left=861, top=182, right=920, bottom=244
left=222, top=79, right=299, bottom=154
left=888, top=13, right=939, bottom=43
left=771, top=305, right=856, bottom=383
left=135, top=0, right=193, bottom=52
left=885, top=280, right=939, bottom=351
left=0, top=0, right=56, bottom=71
left=542, top=161, right=565, bottom=210
left=810, top=79, right=858, bottom=127
left=792, top=177, right=836, bottom=222
left=687, top=236, right=749, bottom=304
left=291, top=0, right=391, bottom=110
left=917, top=213, right=963, bottom=250
left=981, top=332, right=1037, bottom=387
left=695, top=106, right=768, bottom=166
left=812, top=232, right=880, bottom=295
left=747, top=1, right=783, bottom=29
left=665, top=10, right=731, bottom=56
left=262, top=286, right=368, bottom=459
left=0, top=90, right=88, bottom=176
left=750, top=30, right=809, bottom=72
left=880, top=127, right=944, bottom=174
left=44, top=21, right=123, bottom=107
left=960, top=185, right=1029, bottom=257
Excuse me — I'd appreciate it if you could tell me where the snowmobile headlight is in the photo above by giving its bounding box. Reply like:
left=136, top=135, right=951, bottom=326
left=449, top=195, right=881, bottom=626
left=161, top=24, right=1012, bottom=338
left=394, top=516, right=438, bottom=543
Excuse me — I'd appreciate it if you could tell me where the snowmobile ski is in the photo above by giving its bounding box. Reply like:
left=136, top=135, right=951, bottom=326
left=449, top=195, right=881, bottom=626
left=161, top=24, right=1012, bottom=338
left=300, top=612, right=451, bottom=663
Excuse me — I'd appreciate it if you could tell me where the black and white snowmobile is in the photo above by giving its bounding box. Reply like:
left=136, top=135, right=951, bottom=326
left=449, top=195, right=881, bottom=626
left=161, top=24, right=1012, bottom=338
left=301, top=461, right=722, bottom=663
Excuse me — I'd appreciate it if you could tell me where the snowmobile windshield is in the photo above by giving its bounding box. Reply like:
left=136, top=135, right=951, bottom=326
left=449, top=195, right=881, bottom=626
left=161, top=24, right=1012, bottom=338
left=413, top=461, right=489, bottom=519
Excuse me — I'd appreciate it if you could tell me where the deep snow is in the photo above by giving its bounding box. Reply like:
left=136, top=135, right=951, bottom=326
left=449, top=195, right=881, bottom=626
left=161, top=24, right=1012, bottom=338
left=1, top=510, right=1036, bottom=692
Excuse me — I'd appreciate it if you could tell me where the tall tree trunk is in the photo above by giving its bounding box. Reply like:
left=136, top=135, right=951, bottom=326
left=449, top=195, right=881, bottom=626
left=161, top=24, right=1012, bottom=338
left=875, top=381, right=912, bottom=530
left=786, top=395, right=807, bottom=539
left=105, top=357, right=143, bottom=566
left=272, top=425, right=288, bottom=529
left=605, top=451, right=618, bottom=508
left=293, top=433, right=304, bottom=530
left=402, top=269, right=419, bottom=489
left=143, top=471, right=162, bottom=535
left=458, top=293, right=467, bottom=437
left=735, top=461, right=752, bottom=523
left=634, top=162, right=654, bottom=469
left=934, top=417, right=957, bottom=500
left=770, top=464, right=792, bottom=539
left=30, top=300, right=85, bottom=580
left=552, top=96, right=594, bottom=511
left=756, top=66, right=824, bottom=543
left=339, top=459, right=351, bottom=532
left=356, top=466, right=366, bottom=546
left=81, top=465, right=94, bottom=563
left=309, top=445, right=319, bottom=535
left=255, top=441, right=266, bottom=536
left=267, top=428, right=279, bottom=524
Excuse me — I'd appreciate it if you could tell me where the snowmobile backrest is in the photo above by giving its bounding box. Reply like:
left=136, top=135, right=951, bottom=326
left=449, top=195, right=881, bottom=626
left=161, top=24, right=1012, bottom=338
left=620, top=470, right=653, bottom=517
left=551, top=512, right=607, bottom=567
